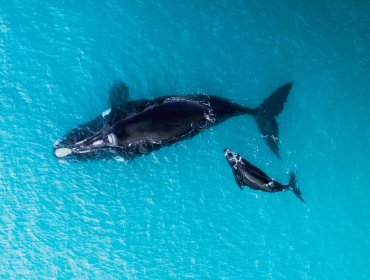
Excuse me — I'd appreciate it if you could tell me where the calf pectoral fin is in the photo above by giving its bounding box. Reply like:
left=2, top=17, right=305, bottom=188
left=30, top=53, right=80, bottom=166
left=233, top=172, right=245, bottom=190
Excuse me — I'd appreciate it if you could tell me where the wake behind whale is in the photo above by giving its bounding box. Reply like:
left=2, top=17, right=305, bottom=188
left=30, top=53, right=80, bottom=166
left=53, top=82, right=293, bottom=161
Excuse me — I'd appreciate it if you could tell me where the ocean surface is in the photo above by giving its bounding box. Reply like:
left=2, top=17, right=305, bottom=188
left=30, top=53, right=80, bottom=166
left=1, top=0, right=369, bottom=279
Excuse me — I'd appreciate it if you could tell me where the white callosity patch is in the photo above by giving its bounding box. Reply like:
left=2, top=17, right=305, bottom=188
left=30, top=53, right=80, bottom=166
left=102, top=108, right=111, bottom=117
left=224, top=149, right=242, bottom=170
left=75, top=139, right=87, bottom=145
left=93, top=140, right=103, bottom=146
left=107, top=133, right=117, bottom=145
left=55, top=148, right=72, bottom=158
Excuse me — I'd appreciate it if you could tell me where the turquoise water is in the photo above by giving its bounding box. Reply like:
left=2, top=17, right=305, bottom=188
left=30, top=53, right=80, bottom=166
left=1, top=0, right=369, bottom=278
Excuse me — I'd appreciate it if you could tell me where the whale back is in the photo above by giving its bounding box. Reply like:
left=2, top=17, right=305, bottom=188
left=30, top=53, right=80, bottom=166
left=110, top=99, right=209, bottom=146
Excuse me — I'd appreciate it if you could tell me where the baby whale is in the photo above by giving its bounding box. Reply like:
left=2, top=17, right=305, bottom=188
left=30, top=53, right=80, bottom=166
left=54, top=81, right=293, bottom=161
left=224, top=149, right=304, bottom=202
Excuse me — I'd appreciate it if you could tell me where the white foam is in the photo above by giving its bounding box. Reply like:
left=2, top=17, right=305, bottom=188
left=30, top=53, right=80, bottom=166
left=53, top=140, right=61, bottom=147
left=55, top=148, right=72, bottom=158
left=114, top=157, right=125, bottom=162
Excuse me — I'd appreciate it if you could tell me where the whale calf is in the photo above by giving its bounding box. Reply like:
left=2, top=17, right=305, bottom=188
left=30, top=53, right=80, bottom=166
left=54, top=82, right=293, bottom=161
left=224, top=149, right=304, bottom=202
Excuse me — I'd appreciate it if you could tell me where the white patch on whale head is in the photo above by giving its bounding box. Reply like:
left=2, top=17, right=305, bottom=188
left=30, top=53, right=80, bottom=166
left=93, top=140, right=103, bottom=146
left=223, top=149, right=240, bottom=169
left=55, top=148, right=72, bottom=158
left=75, top=139, right=87, bottom=145
left=107, top=133, right=117, bottom=145
left=102, top=108, right=111, bottom=117
left=78, top=149, right=91, bottom=154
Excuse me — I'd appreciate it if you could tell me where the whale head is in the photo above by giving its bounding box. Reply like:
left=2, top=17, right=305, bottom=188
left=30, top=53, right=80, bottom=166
left=53, top=132, right=118, bottom=160
left=224, top=148, right=242, bottom=167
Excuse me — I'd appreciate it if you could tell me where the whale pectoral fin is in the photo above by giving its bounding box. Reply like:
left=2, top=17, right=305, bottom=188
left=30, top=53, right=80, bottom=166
left=109, top=81, right=129, bottom=108
left=106, top=81, right=131, bottom=125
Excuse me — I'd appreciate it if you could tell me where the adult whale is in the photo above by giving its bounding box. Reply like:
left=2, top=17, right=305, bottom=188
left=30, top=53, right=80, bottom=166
left=53, top=82, right=293, bottom=160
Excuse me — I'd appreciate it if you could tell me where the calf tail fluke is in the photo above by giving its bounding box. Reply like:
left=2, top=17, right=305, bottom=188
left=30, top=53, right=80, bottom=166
left=252, top=82, right=293, bottom=158
left=288, top=172, right=304, bottom=202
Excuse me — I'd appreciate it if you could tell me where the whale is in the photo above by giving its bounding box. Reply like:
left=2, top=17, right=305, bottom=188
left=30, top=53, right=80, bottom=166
left=53, top=81, right=293, bottom=161
left=224, top=148, right=304, bottom=202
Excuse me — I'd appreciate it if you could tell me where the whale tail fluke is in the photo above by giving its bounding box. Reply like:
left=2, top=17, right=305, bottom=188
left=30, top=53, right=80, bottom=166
left=252, top=82, right=293, bottom=158
left=287, top=172, right=304, bottom=202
